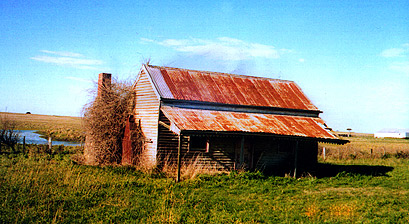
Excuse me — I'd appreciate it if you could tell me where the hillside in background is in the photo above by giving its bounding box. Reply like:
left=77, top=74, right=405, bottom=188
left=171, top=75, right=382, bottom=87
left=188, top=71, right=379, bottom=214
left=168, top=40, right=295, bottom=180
left=0, top=112, right=84, bottom=142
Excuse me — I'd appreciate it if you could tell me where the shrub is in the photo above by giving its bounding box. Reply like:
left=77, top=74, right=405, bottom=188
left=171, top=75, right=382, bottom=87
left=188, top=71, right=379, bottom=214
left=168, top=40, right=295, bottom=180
left=381, top=153, right=391, bottom=159
left=82, top=79, right=140, bottom=165
left=0, top=114, right=20, bottom=153
left=395, top=151, right=409, bottom=159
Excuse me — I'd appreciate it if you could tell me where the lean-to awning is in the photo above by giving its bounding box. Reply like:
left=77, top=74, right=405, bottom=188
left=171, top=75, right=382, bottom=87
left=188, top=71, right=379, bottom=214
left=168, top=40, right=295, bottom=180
left=161, top=106, right=348, bottom=144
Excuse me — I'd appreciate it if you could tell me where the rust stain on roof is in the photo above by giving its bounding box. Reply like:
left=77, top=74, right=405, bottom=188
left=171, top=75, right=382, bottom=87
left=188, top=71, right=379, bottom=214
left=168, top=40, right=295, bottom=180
left=146, top=65, right=319, bottom=111
left=161, top=106, right=337, bottom=140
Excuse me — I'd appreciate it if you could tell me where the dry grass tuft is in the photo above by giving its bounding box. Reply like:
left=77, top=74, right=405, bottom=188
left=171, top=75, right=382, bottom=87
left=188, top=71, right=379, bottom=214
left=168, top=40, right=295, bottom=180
left=159, top=153, right=225, bottom=180
left=319, top=135, right=409, bottom=160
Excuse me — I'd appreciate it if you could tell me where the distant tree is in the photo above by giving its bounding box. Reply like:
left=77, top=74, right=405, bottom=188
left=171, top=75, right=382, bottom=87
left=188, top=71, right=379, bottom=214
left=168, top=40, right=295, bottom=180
left=347, top=128, right=352, bottom=137
left=0, top=114, right=20, bottom=153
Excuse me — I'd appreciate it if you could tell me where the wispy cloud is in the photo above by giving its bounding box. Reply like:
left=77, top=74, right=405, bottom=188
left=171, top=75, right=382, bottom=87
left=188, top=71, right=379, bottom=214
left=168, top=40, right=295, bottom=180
left=40, top=50, right=84, bottom=58
left=380, top=48, right=406, bottom=58
left=380, top=44, right=409, bottom=75
left=380, top=44, right=409, bottom=58
left=389, top=61, right=409, bottom=74
left=141, top=37, right=291, bottom=61
left=31, top=50, right=104, bottom=70
left=65, top=76, right=93, bottom=83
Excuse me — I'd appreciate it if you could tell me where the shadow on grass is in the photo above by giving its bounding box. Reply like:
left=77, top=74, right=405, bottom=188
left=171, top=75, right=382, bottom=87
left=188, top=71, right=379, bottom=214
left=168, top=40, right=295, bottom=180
left=311, top=163, right=394, bottom=178
left=259, top=163, right=394, bottom=178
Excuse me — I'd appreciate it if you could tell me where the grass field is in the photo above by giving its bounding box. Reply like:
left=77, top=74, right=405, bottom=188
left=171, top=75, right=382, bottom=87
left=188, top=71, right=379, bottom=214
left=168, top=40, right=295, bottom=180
left=0, top=112, right=84, bottom=142
left=320, top=133, right=409, bottom=160
left=1, top=116, right=409, bottom=223
left=1, top=136, right=409, bottom=223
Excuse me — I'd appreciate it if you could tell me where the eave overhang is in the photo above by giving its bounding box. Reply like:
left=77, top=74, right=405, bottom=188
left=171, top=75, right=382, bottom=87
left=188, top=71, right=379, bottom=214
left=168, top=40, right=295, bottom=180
left=161, top=98, right=322, bottom=118
left=179, top=130, right=349, bottom=145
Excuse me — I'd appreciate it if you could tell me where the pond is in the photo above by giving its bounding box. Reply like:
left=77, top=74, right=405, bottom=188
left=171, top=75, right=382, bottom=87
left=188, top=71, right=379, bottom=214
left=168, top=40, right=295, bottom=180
left=17, top=130, right=82, bottom=146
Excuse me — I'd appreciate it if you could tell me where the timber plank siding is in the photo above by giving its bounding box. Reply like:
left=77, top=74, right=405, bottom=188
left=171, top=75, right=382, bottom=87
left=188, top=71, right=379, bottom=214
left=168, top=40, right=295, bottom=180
left=157, top=111, right=235, bottom=170
left=134, top=71, right=160, bottom=167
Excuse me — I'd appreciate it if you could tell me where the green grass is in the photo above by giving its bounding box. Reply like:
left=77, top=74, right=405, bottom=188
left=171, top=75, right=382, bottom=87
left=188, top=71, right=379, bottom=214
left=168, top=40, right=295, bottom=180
left=2, top=148, right=409, bottom=223
left=1, top=133, right=409, bottom=223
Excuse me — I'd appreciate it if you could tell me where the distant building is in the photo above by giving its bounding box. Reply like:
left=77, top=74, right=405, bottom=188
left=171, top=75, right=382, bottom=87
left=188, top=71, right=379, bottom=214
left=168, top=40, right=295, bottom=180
left=374, top=129, right=409, bottom=139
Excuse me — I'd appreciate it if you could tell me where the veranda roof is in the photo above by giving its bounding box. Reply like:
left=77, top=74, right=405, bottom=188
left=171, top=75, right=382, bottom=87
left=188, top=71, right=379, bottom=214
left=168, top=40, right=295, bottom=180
left=161, top=106, right=347, bottom=144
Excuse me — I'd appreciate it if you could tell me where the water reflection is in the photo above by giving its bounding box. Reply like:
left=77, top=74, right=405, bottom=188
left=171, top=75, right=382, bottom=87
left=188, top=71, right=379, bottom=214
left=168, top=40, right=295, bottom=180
left=17, top=130, right=81, bottom=146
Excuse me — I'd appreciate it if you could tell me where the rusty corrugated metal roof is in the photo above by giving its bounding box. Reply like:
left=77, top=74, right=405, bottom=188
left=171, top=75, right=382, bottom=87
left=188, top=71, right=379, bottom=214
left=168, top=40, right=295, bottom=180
left=161, top=106, right=339, bottom=141
left=145, top=65, right=319, bottom=111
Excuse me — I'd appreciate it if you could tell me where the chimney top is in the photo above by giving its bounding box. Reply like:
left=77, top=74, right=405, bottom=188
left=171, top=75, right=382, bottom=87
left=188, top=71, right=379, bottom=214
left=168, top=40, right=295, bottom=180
left=98, top=73, right=112, bottom=97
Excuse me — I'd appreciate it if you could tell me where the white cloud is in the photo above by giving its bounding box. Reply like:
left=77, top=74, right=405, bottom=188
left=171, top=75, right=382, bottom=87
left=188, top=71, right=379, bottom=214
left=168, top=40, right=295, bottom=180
left=31, top=50, right=104, bottom=70
left=40, top=50, right=84, bottom=58
left=299, top=58, right=305, bottom=63
left=139, top=38, right=155, bottom=43
left=141, top=37, right=287, bottom=61
left=31, top=55, right=103, bottom=66
left=380, top=44, right=409, bottom=58
left=65, top=76, right=93, bottom=83
left=380, top=48, right=406, bottom=58
left=379, top=44, right=409, bottom=75
left=389, top=61, right=409, bottom=74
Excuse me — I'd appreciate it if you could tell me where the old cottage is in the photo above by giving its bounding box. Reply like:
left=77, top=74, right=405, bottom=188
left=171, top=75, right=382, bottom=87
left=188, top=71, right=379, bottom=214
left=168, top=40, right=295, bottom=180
left=101, top=64, right=347, bottom=175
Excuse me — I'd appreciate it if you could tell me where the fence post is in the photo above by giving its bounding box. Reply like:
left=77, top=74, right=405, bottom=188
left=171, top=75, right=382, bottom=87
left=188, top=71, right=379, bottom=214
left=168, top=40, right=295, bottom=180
left=239, top=137, right=245, bottom=167
left=23, top=136, right=26, bottom=153
left=176, top=134, right=182, bottom=182
left=294, top=141, right=299, bottom=178
left=338, top=148, right=341, bottom=160
left=323, top=147, right=326, bottom=160
left=48, top=136, right=52, bottom=153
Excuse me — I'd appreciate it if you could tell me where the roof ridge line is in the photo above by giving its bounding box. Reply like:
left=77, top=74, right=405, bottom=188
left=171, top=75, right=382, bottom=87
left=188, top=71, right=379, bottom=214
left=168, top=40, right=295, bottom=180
left=146, top=64, right=293, bottom=83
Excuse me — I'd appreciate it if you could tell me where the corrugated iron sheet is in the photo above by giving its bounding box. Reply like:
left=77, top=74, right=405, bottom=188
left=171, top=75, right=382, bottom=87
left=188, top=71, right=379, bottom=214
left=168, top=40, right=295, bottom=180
left=145, top=65, right=174, bottom=99
left=145, top=65, right=319, bottom=111
left=161, top=106, right=337, bottom=140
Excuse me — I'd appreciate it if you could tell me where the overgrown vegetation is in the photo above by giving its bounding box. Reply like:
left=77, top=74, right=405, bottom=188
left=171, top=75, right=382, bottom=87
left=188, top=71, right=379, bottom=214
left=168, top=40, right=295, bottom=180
left=161, top=153, right=224, bottom=180
left=0, top=114, right=20, bottom=152
left=82, top=79, right=138, bottom=165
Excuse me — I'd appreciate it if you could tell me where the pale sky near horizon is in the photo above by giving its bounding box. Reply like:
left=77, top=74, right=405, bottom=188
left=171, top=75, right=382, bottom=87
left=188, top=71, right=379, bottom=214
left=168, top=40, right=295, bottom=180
left=1, top=0, right=408, bottom=133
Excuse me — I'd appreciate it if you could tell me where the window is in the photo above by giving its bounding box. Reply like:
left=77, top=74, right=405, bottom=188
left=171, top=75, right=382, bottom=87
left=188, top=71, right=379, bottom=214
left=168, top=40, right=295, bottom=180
left=189, top=136, right=210, bottom=152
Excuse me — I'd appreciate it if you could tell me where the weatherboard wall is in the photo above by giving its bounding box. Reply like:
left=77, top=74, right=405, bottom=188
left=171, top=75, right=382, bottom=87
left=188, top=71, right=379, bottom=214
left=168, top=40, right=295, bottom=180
left=157, top=111, right=235, bottom=170
left=134, top=70, right=160, bottom=168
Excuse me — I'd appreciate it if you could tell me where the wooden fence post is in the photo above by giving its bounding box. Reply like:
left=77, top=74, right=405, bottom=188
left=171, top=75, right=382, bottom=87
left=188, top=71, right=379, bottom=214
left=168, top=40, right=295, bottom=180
left=48, top=136, right=52, bottom=153
left=294, top=141, right=299, bottom=178
left=23, top=136, right=26, bottom=153
left=323, top=147, right=326, bottom=160
left=176, top=135, right=182, bottom=182
left=239, top=137, right=245, bottom=167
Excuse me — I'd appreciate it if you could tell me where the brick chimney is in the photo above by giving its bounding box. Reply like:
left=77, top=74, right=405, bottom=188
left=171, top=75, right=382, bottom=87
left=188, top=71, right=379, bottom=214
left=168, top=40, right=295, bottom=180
left=97, top=73, right=111, bottom=97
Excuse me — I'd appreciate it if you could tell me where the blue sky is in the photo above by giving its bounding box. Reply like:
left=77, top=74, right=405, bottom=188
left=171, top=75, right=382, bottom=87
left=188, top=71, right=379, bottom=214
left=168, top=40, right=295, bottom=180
left=1, top=0, right=408, bottom=133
